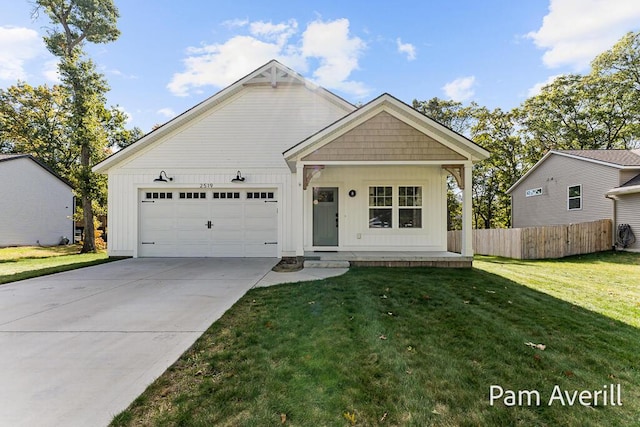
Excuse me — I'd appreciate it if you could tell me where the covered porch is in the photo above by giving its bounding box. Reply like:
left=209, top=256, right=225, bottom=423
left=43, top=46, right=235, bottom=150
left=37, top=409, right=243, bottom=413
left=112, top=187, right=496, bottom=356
left=283, top=94, right=489, bottom=266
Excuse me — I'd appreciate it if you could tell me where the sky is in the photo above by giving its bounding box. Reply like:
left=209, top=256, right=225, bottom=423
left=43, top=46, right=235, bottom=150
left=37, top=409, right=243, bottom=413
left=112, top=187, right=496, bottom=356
left=2, top=0, right=640, bottom=133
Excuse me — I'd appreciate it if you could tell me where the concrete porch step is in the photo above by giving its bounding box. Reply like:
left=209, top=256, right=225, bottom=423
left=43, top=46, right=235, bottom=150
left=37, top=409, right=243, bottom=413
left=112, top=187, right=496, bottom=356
left=303, top=260, right=351, bottom=268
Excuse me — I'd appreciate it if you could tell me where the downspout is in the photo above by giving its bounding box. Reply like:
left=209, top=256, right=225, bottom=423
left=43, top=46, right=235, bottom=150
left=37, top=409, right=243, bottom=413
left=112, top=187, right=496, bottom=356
left=605, top=194, right=617, bottom=250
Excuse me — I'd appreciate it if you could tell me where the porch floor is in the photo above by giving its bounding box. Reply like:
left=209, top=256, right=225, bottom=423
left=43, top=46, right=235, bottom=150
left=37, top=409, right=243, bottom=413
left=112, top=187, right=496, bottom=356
left=304, top=251, right=472, bottom=268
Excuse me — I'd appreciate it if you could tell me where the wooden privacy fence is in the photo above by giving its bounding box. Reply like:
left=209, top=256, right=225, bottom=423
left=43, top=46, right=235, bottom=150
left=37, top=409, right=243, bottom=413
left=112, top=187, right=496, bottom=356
left=447, top=219, right=612, bottom=260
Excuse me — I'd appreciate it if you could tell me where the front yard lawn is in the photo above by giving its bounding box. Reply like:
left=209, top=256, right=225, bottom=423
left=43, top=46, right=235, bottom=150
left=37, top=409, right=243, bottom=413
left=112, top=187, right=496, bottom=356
left=0, top=245, right=111, bottom=285
left=112, top=251, right=640, bottom=426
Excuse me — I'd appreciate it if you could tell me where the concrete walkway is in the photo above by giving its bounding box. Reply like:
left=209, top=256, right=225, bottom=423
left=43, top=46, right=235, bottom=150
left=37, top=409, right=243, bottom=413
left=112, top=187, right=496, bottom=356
left=0, top=258, right=347, bottom=427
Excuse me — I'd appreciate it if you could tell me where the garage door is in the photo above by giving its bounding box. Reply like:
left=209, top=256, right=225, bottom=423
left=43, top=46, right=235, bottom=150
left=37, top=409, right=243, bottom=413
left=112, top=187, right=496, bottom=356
left=139, top=189, right=277, bottom=257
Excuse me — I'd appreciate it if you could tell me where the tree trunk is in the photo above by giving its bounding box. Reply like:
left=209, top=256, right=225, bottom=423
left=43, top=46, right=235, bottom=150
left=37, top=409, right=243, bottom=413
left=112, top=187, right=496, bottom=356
left=81, top=193, right=96, bottom=253
left=80, top=143, right=96, bottom=253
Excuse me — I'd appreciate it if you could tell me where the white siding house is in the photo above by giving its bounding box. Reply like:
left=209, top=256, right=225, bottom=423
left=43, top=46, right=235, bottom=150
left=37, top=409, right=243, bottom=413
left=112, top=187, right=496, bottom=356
left=93, top=61, right=489, bottom=263
left=0, top=154, right=74, bottom=247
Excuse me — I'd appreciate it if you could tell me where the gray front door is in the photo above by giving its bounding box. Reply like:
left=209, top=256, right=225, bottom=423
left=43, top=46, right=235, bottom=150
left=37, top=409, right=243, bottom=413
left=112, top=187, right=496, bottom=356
left=313, top=187, right=338, bottom=246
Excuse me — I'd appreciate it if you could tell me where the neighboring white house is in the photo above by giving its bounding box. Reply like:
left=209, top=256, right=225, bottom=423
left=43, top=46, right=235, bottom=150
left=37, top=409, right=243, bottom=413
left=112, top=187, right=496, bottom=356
left=92, top=60, right=489, bottom=262
left=0, top=154, right=75, bottom=247
left=507, top=149, right=640, bottom=251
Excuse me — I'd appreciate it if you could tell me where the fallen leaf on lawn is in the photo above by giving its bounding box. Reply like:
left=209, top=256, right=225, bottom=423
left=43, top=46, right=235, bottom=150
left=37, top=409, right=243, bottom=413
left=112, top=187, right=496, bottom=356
left=380, top=412, right=388, bottom=422
left=381, top=294, right=388, bottom=299
left=379, top=335, right=387, bottom=340
left=406, top=369, right=412, bottom=375
left=533, top=354, right=542, bottom=361
left=308, top=301, right=315, bottom=305
left=463, top=300, right=470, bottom=304
left=608, top=373, right=616, bottom=379
left=432, top=409, right=441, bottom=415
left=387, top=312, right=393, bottom=316
left=508, top=300, right=513, bottom=304
left=564, top=370, right=574, bottom=377
left=280, top=413, right=287, bottom=424
left=486, top=290, right=496, bottom=294
left=525, top=342, right=546, bottom=350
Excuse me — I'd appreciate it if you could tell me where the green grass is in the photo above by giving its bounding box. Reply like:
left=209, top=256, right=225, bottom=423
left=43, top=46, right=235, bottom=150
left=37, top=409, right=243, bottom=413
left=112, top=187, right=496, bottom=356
left=0, top=245, right=112, bottom=284
left=111, top=251, right=640, bottom=426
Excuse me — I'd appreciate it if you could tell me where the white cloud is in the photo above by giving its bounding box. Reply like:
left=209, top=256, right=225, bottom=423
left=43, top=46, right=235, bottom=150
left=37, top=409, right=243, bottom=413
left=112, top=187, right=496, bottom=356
left=42, top=59, right=60, bottom=83
left=115, top=106, right=133, bottom=124
left=442, top=76, right=476, bottom=101
left=222, top=18, right=249, bottom=29
left=168, top=18, right=368, bottom=98
left=0, top=26, right=42, bottom=81
left=396, top=38, right=416, bottom=61
left=527, top=0, right=640, bottom=69
left=527, top=74, right=563, bottom=97
left=157, top=108, right=176, bottom=118
left=300, top=18, right=368, bottom=96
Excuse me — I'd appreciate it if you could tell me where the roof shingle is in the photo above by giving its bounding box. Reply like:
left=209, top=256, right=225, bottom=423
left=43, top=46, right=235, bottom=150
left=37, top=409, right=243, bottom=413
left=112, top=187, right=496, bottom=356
left=558, top=149, right=640, bottom=166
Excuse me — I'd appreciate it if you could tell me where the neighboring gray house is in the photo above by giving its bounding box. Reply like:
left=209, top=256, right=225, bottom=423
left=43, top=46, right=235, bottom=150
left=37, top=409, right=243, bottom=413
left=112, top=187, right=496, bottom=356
left=507, top=149, right=640, bottom=251
left=0, top=154, right=75, bottom=247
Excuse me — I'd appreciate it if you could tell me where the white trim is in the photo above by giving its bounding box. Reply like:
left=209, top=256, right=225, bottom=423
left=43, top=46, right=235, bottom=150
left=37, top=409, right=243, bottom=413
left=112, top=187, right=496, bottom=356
left=94, top=60, right=355, bottom=174
left=606, top=184, right=640, bottom=196
left=507, top=150, right=640, bottom=194
left=299, top=160, right=468, bottom=166
left=284, top=94, right=489, bottom=165
left=567, top=184, right=582, bottom=211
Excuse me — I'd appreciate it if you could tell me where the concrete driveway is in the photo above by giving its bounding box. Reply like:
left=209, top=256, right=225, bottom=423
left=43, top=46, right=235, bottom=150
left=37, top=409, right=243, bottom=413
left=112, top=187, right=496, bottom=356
left=0, top=257, right=278, bottom=427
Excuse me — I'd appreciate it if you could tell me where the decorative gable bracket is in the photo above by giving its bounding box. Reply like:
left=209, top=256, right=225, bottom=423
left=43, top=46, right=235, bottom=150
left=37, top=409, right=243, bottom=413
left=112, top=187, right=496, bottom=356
left=442, top=164, right=465, bottom=189
left=303, top=165, right=325, bottom=190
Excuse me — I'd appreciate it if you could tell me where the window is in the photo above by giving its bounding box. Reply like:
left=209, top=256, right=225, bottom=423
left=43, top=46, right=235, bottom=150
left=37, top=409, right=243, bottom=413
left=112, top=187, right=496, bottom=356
left=179, top=192, right=206, bottom=199
left=247, top=192, right=275, bottom=200
left=212, top=192, right=240, bottom=199
left=145, top=192, right=173, bottom=200
left=369, top=186, right=393, bottom=228
left=526, top=187, right=543, bottom=197
left=568, top=185, right=582, bottom=210
left=399, top=186, right=422, bottom=228
left=368, top=186, right=423, bottom=229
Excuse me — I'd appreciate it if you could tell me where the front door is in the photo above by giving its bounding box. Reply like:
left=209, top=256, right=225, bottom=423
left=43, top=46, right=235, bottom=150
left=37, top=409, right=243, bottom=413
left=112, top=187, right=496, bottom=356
left=313, top=187, right=339, bottom=247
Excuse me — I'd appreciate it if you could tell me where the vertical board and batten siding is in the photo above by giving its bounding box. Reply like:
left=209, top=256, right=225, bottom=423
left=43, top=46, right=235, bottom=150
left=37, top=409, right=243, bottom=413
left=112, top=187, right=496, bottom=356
left=107, top=170, right=293, bottom=257
left=447, top=219, right=612, bottom=259
left=106, top=84, right=348, bottom=257
left=616, top=195, right=640, bottom=251
left=120, top=86, right=348, bottom=170
left=307, top=165, right=447, bottom=251
left=0, top=158, right=74, bottom=246
left=511, top=155, right=618, bottom=228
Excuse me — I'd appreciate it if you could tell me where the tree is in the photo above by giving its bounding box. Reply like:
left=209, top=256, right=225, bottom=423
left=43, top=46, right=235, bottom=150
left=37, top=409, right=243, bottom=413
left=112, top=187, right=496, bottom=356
left=0, top=82, right=76, bottom=177
left=35, top=0, right=120, bottom=253
left=519, top=57, right=639, bottom=165
left=413, top=98, right=481, bottom=229
left=471, top=108, right=524, bottom=228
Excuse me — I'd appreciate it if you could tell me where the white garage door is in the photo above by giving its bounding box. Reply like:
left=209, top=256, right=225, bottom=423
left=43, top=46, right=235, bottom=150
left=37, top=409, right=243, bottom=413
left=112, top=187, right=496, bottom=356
left=139, top=189, right=277, bottom=257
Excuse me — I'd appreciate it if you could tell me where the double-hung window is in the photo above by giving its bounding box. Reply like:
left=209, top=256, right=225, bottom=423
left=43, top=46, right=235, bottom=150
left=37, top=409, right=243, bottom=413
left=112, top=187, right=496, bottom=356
left=368, top=186, right=423, bottom=228
left=369, top=186, right=393, bottom=228
left=568, top=185, right=582, bottom=210
left=399, top=186, right=422, bottom=228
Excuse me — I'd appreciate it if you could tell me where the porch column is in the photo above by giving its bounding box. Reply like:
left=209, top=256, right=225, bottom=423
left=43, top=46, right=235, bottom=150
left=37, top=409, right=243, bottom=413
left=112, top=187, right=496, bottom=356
left=295, top=163, right=305, bottom=257
left=462, top=162, right=473, bottom=257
